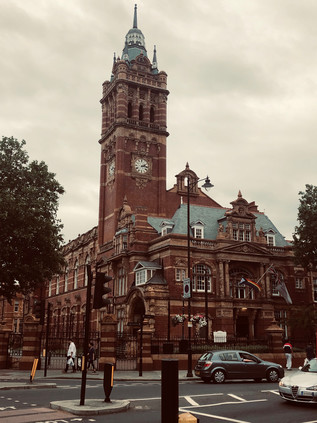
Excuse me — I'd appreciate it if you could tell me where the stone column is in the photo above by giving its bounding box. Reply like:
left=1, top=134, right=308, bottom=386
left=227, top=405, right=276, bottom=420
left=259, top=263, right=265, bottom=298
left=224, top=261, right=230, bottom=297
left=265, top=320, right=284, bottom=353
left=99, top=314, right=117, bottom=370
left=19, top=315, right=42, bottom=370
left=0, top=328, right=11, bottom=369
left=218, top=261, right=224, bottom=297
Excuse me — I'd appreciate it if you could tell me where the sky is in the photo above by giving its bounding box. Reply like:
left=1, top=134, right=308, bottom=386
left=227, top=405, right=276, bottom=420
left=1, top=0, right=317, bottom=243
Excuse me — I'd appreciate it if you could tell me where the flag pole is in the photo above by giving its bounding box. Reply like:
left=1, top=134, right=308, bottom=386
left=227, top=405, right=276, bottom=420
left=255, top=264, right=274, bottom=286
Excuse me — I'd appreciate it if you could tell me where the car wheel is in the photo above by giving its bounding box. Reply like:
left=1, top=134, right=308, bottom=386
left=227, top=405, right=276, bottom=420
left=213, top=370, right=226, bottom=384
left=266, top=368, right=279, bottom=382
left=202, top=377, right=211, bottom=383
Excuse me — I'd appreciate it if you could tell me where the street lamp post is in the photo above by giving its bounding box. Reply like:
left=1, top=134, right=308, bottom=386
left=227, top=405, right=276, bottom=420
left=186, top=174, right=213, bottom=378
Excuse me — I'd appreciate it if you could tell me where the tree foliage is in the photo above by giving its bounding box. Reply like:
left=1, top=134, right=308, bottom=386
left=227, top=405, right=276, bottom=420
left=287, top=304, right=317, bottom=342
left=0, top=136, right=65, bottom=301
left=293, top=184, right=317, bottom=270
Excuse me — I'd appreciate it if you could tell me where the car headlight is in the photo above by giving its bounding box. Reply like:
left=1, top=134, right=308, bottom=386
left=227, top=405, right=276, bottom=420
left=306, top=385, right=317, bottom=391
left=279, top=380, right=287, bottom=387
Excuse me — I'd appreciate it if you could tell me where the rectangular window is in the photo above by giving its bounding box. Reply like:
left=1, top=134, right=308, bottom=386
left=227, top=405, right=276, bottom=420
left=56, top=277, right=60, bottom=294
left=266, top=235, right=275, bottom=246
left=195, top=228, right=203, bottom=238
left=295, top=278, right=304, bottom=289
left=14, top=301, right=19, bottom=312
left=176, top=268, right=186, bottom=281
left=239, top=231, right=244, bottom=241
left=48, top=280, right=52, bottom=297
left=233, top=229, right=238, bottom=240
left=245, top=231, right=250, bottom=242
left=135, top=270, right=146, bottom=286
left=64, top=271, right=68, bottom=292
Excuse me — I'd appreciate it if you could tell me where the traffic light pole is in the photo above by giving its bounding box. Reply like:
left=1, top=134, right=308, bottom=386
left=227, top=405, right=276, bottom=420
left=80, top=264, right=93, bottom=406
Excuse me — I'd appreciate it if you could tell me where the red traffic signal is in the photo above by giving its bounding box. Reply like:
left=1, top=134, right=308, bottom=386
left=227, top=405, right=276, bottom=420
left=93, top=272, right=112, bottom=309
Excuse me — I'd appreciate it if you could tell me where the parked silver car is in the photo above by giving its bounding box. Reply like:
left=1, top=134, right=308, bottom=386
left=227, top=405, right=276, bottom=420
left=194, top=350, right=284, bottom=383
left=279, top=358, right=317, bottom=403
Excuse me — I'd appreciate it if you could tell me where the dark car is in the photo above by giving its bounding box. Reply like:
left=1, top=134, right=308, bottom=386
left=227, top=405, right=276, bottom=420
left=194, top=350, right=284, bottom=383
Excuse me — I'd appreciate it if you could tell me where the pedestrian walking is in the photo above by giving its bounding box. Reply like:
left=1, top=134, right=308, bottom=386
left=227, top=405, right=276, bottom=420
left=283, top=339, right=293, bottom=370
left=64, top=339, right=77, bottom=373
left=87, top=342, right=96, bottom=372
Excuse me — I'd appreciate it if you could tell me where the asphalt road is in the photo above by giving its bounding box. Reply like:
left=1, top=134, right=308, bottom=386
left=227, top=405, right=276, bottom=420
left=1, top=378, right=317, bottom=423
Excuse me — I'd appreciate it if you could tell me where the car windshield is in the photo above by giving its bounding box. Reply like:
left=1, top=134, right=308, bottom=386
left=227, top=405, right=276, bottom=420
left=301, top=358, right=317, bottom=373
left=199, top=352, right=213, bottom=361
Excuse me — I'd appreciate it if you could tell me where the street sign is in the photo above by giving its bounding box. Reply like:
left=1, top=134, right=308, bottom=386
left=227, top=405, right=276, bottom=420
left=183, top=278, right=191, bottom=299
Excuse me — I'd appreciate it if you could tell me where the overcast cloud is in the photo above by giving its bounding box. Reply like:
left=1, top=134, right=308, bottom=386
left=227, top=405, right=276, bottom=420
left=1, top=0, right=316, bottom=242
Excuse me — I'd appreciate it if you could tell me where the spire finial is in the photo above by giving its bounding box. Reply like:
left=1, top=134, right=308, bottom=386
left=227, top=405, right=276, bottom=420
left=133, top=4, right=138, bottom=28
left=152, top=45, right=158, bottom=70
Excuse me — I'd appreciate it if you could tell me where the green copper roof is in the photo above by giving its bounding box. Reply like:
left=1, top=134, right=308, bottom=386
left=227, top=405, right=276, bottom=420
left=148, top=204, right=290, bottom=247
left=122, top=4, right=147, bottom=62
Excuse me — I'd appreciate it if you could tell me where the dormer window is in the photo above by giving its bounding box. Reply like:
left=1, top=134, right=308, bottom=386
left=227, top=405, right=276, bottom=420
left=160, top=221, right=174, bottom=236
left=191, top=220, right=205, bottom=239
left=134, top=261, right=161, bottom=286
left=232, top=222, right=251, bottom=242
left=265, top=229, right=276, bottom=246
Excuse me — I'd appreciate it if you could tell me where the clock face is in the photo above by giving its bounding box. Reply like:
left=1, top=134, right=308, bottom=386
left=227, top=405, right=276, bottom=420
left=135, top=158, right=149, bottom=174
left=108, top=161, right=115, bottom=176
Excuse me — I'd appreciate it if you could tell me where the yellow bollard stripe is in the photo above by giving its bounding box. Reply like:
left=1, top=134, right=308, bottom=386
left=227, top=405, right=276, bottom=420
left=30, top=358, right=38, bottom=381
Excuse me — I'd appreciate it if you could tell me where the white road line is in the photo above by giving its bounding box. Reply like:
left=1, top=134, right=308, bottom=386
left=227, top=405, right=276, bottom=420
left=261, top=389, right=279, bottom=396
left=228, top=394, right=246, bottom=402
left=127, top=392, right=224, bottom=402
left=184, top=396, right=199, bottom=406
left=183, top=399, right=267, bottom=409
left=179, top=407, right=251, bottom=423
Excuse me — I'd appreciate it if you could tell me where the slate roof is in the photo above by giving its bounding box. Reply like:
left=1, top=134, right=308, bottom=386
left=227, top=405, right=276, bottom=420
left=148, top=204, right=290, bottom=247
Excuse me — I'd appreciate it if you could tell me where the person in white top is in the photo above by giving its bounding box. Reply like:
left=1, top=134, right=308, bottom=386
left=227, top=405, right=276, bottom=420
left=64, top=339, right=77, bottom=373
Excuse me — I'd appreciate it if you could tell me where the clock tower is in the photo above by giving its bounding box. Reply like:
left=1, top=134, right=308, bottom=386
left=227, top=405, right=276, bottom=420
left=98, top=5, right=169, bottom=247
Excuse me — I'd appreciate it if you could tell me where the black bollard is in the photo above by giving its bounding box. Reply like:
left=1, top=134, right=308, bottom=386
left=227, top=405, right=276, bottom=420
left=161, top=359, right=178, bottom=423
left=103, top=362, right=114, bottom=403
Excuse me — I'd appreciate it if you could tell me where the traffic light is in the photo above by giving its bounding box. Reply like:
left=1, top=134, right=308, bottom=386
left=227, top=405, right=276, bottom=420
left=93, top=272, right=112, bottom=309
left=33, top=299, right=45, bottom=324
left=183, top=278, right=191, bottom=299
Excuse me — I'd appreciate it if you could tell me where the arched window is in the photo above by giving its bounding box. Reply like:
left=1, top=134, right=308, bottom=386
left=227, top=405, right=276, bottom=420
left=84, top=255, right=90, bottom=286
left=229, top=268, right=255, bottom=299
left=150, top=106, right=155, bottom=122
left=192, top=264, right=211, bottom=292
left=128, top=102, right=133, bottom=118
left=64, top=266, right=69, bottom=292
left=74, top=260, right=78, bottom=289
left=139, top=104, right=144, bottom=121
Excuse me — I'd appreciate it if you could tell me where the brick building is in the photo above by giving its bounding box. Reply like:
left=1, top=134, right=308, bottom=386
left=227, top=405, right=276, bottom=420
left=37, top=5, right=317, bottom=348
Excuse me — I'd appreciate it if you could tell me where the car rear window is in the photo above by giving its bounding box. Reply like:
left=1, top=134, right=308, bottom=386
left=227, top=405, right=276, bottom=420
left=199, top=352, right=213, bottom=361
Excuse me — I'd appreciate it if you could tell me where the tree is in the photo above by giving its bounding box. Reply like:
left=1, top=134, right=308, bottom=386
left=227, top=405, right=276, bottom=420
left=287, top=304, right=317, bottom=343
left=293, top=184, right=317, bottom=270
left=0, top=136, right=65, bottom=301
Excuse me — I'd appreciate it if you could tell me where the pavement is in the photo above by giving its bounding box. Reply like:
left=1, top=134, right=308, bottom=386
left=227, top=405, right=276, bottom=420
left=0, top=368, right=199, bottom=416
